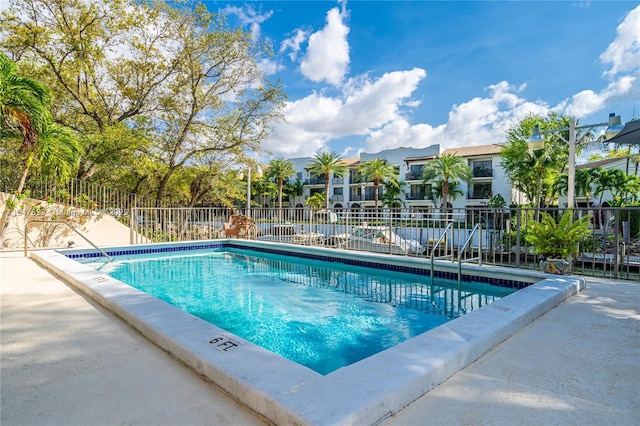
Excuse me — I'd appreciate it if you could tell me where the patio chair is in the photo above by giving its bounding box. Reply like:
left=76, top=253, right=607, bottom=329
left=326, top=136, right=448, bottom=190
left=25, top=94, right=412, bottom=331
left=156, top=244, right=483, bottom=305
left=223, top=215, right=242, bottom=238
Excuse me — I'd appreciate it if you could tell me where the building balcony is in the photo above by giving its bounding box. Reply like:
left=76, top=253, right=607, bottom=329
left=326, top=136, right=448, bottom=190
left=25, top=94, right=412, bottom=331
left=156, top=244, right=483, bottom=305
left=467, top=192, right=491, bottom=200
left=305, top=177, right=326, bottom=185
left=405, top=193, right=432, bottom=200
left=405, top=172, right=418, bottom=181
left=472, top=168, right=493, bottom=178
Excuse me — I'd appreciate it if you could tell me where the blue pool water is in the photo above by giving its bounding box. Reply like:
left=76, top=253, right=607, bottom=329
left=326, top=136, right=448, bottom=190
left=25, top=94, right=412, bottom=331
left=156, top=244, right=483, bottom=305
left=90, top=248, right=514, bottom=374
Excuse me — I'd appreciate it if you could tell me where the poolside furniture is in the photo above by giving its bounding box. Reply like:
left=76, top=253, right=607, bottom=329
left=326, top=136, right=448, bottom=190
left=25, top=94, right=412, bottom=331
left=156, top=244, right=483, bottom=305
left=224, top=215, right=257, bottom=239
left=223, top=215, right=243, bottom=238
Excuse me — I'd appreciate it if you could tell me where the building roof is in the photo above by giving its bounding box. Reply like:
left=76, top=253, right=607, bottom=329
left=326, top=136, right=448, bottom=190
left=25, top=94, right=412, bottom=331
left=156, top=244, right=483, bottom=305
left=442, top=144, right=504, bottom=157
left=340, top=157, right=361, bottom=166
left=577, top=156, right=638, bottom=170
left=404, top=155, right=437, bottom=162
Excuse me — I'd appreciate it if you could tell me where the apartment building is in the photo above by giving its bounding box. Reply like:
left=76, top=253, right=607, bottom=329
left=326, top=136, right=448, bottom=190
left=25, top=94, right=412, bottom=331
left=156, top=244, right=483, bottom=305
left=280, top=143, right=518, bottom=212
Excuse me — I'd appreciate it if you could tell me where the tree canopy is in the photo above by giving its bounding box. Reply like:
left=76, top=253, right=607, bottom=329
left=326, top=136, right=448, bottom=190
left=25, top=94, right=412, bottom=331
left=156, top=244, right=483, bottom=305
left=0, top=0, right=286, bottom=207
left=358, top=158, right=399, bottom=212
left=421, top=152, right=472, bottom=212
left=308, top=151, right=348, bottom=210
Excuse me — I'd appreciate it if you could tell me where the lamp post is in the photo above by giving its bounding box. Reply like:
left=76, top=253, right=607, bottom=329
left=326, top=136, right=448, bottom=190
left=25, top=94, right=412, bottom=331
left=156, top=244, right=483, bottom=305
left=528, top=113, right=623, bottom=209
left=237, top=165, right=262, bottom=217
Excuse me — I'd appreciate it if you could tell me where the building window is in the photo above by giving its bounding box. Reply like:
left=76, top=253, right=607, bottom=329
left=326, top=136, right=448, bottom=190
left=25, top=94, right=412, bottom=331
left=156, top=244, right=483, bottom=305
left=407, top=184, right=430, bottom=200
left=471, top=160, right=493, bottom=177
left=470, top=182, right=492, bottom=199
left=407, top=164, right=423, bottom=180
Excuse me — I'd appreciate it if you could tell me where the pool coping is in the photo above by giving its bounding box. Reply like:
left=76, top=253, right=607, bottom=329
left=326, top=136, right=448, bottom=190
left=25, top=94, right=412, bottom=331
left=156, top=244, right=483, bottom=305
left=30, top=240, right=585, bottom=426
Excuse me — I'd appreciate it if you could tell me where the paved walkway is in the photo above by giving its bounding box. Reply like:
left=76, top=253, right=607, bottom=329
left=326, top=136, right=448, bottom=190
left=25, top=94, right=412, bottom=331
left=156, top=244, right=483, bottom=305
left=1, top=251, right=639, bottom=426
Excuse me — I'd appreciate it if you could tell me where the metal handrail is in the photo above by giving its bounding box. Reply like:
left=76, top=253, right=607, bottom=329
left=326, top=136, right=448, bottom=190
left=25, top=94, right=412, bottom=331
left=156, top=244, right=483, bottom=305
left=458, top=223, right=483, bottom=288
left=430, top=222, right=454, bottom=285
left=24, top=220, right=112, bottom=261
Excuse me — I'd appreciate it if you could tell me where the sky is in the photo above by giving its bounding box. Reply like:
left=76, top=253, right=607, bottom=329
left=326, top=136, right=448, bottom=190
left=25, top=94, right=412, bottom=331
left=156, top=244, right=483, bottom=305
left=205, top=0, right=640, bottom=162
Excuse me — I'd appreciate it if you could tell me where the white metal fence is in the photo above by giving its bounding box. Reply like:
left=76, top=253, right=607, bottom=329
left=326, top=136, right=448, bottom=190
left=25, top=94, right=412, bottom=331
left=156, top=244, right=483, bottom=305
left=5, top=177, right=638, bottom=280
left=129, top=206, right=639, bottom=281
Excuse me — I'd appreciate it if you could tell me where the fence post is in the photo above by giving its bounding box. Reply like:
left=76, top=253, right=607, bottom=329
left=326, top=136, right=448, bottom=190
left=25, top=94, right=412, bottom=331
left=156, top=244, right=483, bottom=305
left=515, top=208, right=521, bottom=268
left=130, top=207, right=135, bottom=245
left=613, top=210, right=620, bottom=279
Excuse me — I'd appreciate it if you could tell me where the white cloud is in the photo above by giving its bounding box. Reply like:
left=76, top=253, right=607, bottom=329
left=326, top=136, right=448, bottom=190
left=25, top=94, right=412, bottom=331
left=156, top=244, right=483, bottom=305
left=600, top=5, right=640, bottom=78
left=219, top=5, right=273, bottom=41
left=564, top=76, right=637, bottom=117
left=264, top=3, right=640, bottom=160
left=262, top=68, right=427, bottom=157
left=280, top=29, right=309, bottom=62
left=299, top=5, right=350, bottom=86
left=364, top=82, right=547, bottom=152
left=364, top=120, right=445, bottom=152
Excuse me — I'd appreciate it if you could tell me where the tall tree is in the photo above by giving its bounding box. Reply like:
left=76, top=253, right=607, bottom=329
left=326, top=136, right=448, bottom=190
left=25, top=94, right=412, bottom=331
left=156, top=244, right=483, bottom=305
left=265, top=158, right=296, bottom=212
left=145, top=5, right=285, bottom=204
left=0, top=55, right=81, bottom=199
left=0, top=53, right=50, bottom=152
left=554, top=167, right=600, bottom=205
left=0, top=0, right=181, bottom=179
left=307, top=151, right=348, bottom=210
left=284, top=178, right=304, bottom=206
left=1, top=0, right=285, bottom=198
left=430, top=179, right=464, bottom=207
left=358, top=158, right=399, bottom=213
left=421, top=152, right=472, bottom=213
left=501, top=113, right=593, bottom=210
left=0, top=54, right=81, bottom=246
left=380, top=180, right=405, bottom=209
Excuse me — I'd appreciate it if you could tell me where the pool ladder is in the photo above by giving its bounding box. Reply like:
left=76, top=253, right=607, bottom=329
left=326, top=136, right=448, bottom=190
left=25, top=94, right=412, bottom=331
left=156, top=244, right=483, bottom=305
left=24, top=219, right=112, bottom=261
left=429, top=222, right=483, bottom=289
left=457, top=223, right=483, bottom=288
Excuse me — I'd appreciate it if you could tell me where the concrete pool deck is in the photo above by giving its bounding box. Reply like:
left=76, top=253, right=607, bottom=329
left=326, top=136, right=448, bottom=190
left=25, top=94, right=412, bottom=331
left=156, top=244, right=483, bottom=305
left=1, top=250, right=639, bottom=425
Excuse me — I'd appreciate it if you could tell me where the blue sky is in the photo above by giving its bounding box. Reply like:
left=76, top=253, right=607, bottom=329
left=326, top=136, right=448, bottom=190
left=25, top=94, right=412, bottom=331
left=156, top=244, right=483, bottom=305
left=214, top=1, right=638, bottom=160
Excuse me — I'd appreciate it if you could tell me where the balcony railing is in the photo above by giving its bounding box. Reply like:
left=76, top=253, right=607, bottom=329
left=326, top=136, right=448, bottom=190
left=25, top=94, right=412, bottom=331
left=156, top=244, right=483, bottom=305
left=405, top=194, right=432, bottom=200
left=467, top=192, right=491, bottom=200
left=473, top=168, right=493, bottom=178
left=305, top=177, right=326, bottom=185
left=405, top=172, right=417, bottom=180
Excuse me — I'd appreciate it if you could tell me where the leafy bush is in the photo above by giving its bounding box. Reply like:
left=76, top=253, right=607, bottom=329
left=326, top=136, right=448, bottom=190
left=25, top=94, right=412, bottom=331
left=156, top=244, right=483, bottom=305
left=525, top=209, right=592, bottom=259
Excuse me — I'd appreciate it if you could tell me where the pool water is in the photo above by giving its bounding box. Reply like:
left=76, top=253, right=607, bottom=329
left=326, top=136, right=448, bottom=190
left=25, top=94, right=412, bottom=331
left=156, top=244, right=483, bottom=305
left=91, top=248, right=514, bottom=374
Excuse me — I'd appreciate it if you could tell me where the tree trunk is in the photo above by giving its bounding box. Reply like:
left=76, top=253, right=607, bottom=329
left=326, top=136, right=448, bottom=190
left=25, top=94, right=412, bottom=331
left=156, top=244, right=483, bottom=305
left=0, top=153, right=33, bottom=247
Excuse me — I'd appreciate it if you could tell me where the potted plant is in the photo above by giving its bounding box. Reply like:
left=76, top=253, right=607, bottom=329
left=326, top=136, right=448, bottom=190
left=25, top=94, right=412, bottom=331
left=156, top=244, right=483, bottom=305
left=525, top=209, right=592, bottom=274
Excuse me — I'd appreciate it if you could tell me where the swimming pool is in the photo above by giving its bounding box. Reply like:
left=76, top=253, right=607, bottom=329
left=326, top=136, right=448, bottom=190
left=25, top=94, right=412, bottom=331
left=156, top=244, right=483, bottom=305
left=86, top=248, right=514, bottom=375
left=31, top=240, right=585, bottom=425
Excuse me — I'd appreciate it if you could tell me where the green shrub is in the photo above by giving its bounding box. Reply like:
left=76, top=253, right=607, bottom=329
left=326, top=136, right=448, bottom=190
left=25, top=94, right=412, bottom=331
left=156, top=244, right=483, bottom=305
left=525, top=209, right=592, bottom=259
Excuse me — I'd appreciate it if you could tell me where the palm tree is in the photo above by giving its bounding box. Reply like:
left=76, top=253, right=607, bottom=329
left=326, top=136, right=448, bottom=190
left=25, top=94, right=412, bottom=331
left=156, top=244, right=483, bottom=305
left=0, top=122, right=80, bottom=245
left=284, top=178, right=305, bottom=221
left=554, top=167, right=600, bottom=206
left=430, top=179, right=464, bottom=208
left=421, top=153, right=472, bottom=214
left=285, top=179, right=304, bottom=205
left=0, top=55, right=81, bottom=246
left=0, top=53, right=51, bottom=152
left=307, top=151, right=348, bottom=210
left=358, top=158, right=399, bottom=213
left=305, top=192, right=325, bottom=210
left=380, top=180, right=405, bottom=209
left=265, top=158, right=296, bottom=212
left=501, top=114, right=573, bottom=211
